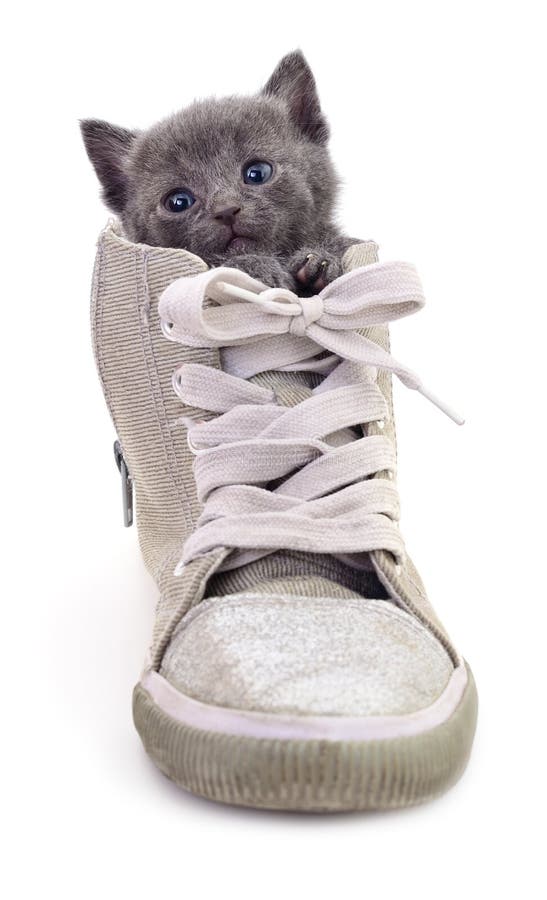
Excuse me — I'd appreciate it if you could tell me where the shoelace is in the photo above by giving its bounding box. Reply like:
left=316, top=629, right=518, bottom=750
left=159, top=261, right=462, bottom=575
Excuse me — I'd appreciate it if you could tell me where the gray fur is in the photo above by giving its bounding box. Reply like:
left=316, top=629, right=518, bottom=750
left=81, top=51, right=356, bottom=293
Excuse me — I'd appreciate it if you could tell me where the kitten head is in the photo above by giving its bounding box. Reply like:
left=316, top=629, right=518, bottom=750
left=80, top=51, right=339, bottom=261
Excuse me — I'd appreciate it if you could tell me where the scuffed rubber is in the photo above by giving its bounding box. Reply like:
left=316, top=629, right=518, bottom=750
left=133, top=664, right=478, bottom=811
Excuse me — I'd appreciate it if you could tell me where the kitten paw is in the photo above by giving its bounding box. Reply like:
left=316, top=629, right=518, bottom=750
left=216, top=254, right=294, bottom=290
left=289, top=250, right=343, bottom=294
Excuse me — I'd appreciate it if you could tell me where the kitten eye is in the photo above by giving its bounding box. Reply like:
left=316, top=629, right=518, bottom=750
left=243, top=161, right=273, bottom=185
left=164, top=189, right=195, bottom=212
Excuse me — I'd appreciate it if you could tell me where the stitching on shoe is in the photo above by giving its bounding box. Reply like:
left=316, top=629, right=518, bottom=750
left=135, top=250, right=194, bottom=536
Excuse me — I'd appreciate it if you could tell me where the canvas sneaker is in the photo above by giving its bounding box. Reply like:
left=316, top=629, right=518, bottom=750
left=91, top=221, right=477, bottom=811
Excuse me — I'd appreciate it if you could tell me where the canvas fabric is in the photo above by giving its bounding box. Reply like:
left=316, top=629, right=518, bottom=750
left=91, top=221, right=458, bottom=669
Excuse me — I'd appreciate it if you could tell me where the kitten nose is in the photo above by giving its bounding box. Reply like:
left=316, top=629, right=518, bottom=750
left=214, top=205, right=241, bottom=226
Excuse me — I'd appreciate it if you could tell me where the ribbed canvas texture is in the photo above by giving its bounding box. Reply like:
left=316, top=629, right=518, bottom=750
left=91, top=221, right=457, bottom=667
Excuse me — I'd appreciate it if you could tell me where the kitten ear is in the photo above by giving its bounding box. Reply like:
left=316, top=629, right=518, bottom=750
left=80, top=119, right=136, bottom=212
left=261, top=50, right=329, bottom=145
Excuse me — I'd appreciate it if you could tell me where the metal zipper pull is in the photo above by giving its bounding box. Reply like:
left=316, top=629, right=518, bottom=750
left=113, top=440, right=133, bottom=527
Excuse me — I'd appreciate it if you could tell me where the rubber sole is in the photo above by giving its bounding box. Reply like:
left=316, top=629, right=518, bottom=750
left=132, top=663, right=477, bottom=811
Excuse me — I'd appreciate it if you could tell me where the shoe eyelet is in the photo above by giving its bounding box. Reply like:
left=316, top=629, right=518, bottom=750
left=172, top=368, right=183, bottom=394
left=186, top=431, right=199, bottom=455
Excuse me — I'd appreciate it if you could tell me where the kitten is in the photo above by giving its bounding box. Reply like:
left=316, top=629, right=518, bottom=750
left=81, top=50, right=357, bottom=295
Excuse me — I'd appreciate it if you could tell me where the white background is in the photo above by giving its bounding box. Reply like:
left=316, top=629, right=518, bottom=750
left=3, top=1, right=546, bottom=897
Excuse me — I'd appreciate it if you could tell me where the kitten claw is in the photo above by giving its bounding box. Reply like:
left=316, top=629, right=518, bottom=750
left=295, top=257, right=315, bottom=285
left=291, top=251, right=340, bottom=294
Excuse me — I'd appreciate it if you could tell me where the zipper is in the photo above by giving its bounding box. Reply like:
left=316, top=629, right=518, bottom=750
left=113, top=440, right=134, bottom=527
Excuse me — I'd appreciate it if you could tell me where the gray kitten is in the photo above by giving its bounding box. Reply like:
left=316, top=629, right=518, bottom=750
left=81, top=50, right=357, bottom=294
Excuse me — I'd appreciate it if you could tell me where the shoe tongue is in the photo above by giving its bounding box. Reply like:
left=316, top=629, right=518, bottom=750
left=208, top=552, right=386, bottom=600
left=252, top=367, right=321, bottom=405
left=210, top=352, right=385, bottom=602
left=213, top=574, right=363, bottom=601
left=211, top=242, right=384, bottom=602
